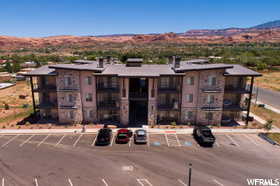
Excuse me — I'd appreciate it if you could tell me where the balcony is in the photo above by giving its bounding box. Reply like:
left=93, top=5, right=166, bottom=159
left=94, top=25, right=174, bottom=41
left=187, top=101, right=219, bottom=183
left=223, top=104, right=247, bottom=111
left=33, top=84, right=57, bottom=92
left=157, top=117, right=178, bottom=124
left=36, top=101, right=57, bottom=109
left=96, top=83, right=119, bottom=92
left=201, top=87, right=222, bottom=93
left=97, top=100, right=120, bottom=110
left=201, top=106, right=222, bottom=111
left=158, top=102, right=179, bottom=111
left=129, top=92, right=148, bottom=100
left=158, top=86, right=179, bottom=93
left=58, top=87, right=79, bottom=92
left=99, top=116, right=120, bottom=124
left=224, top=85, right=250, bottom=94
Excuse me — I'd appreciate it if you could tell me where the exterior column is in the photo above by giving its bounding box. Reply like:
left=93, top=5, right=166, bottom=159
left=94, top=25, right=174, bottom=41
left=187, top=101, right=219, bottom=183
left=148, top=78, right=158, bottom=125
left=246, top=76, right=254, bottom=125
left=30, top=76, right=36, bottom=113
left=120, top=77, right=129, bottom=125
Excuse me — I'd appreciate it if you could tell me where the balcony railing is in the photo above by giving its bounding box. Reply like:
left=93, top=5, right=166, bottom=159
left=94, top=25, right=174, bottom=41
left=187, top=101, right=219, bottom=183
left=201, top=87, right=222, bottom=93
left=36, top=101, right=57, bottom=109
left=97, top=101, right=120, bottom=109
left=201, top=106, right=222, bottom=111
left=158, top=86, right=179, bottom=93
left=223, top=104, right=248, bottom=111
left=58, top=87, right=79, bottom=92
left=157, top=117, right=178, bottom=124
left=33, top=84, right=57, bottom=92
left=96, top=83, right=119, bottom=92
left=224, top=85, right=250, bottom=94
left=158, top=102, right=179, bottom=110
left=129, top=92, right=148, bottom=99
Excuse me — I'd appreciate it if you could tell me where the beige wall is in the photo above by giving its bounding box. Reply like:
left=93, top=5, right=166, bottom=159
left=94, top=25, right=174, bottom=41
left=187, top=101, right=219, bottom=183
left=148, top=78, right=158, bottom=125
left=120, top=77, right=129, bottom=125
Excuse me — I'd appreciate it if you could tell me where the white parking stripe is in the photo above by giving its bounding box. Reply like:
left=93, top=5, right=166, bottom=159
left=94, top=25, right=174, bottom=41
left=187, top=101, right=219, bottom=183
left=164, top=134, right=170, bottom=147
left=19, top=135, right=34, bottom=147
left=225, top=135, right=239, bottom=147
left=110, top=133, right=115, bottom=146
left=56, top=135, right=66, bottom=146
left=1, top=135, right=19, bottom=148
left=2, top=177, right=4, bottom=186
left=34, top=178, right=39, bottom=186
left=177, top=179, right=187, bottom=186
left=91, top=135, right=97, bottom=146
left=37, top=134, right=50, bottom=147
left=243, top=134, right=259, bottom=146
left=215, top=141, right=220, bottom=147
left=213, top=179, right=224, bottom=186
left=73, top=134, right=83, bottom=147
left=136, top=179, right=153, bottom=186
left=129, top=137, right=132, bottom=147
left=68, top=178, right=73, bottom=186
left=102, top=178, right=109, bottom=186
left=175, top=134, right=182, bottom=147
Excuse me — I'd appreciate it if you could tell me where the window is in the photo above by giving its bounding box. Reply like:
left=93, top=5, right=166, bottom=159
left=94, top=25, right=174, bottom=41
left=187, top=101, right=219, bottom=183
left=186, top=94, right=193, bottom=103
left=87, top=110, right=94, bottom=118
left=160, top=77, right=169, bottom=88
left=69, top=111, right=74, bottom=119
left=64, top=76, right=72, bottom=86
left=111, top=77, right=118, bottom=88
left=186, top=77, right=194, bottom=85
left=68, top=94, right=73, bottom=103
left=205, top=112, right=213, bottom=120
left=208, top=76, right=217, bottom=86
left=185, top=111, right=193, bottom=120
left=85, top=93, right=92, bottom=102
left=85, top=76, right=92, bottom=85
left=206, top=95, right=215, bottom=104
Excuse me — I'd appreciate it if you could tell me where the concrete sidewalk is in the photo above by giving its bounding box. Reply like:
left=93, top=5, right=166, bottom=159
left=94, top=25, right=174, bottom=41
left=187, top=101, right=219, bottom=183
left=0, top=127, right=279, bottom=135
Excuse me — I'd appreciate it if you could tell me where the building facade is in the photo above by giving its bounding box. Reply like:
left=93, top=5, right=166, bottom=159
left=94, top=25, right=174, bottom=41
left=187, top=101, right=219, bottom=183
left=26, top=58, right=261, bottom=127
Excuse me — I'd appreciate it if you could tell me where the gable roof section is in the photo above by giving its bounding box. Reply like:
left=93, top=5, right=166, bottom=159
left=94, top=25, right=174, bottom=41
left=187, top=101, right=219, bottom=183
left=224, top=64, right=262, bottom=76
left=48, top=63, right=103, bottom=71
left=24, top=65, right=56, bottom=76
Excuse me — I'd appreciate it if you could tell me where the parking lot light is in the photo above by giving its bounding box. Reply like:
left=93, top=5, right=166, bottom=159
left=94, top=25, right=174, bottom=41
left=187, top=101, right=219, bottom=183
left=188, top=163, right=192, bottom=186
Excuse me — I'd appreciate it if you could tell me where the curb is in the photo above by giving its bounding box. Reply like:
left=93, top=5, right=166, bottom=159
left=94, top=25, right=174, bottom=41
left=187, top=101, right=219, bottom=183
left=258, top=133, right=280, bottom=146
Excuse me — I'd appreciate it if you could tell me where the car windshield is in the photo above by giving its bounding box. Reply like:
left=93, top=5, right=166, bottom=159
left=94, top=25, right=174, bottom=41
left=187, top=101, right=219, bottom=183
left=202, top=130, right=212, bottom=137
left=137, top=131, right=146, bottom=136
left=118, top=133, right=127, bottom=139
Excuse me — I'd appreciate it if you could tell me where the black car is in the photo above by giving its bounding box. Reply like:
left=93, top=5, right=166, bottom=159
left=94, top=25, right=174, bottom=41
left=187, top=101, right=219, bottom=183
left=134, top=129, right=147, bottom=144
left=193, top=125, right=215, bottom=146
left=95, top=128, right=112, bottom=146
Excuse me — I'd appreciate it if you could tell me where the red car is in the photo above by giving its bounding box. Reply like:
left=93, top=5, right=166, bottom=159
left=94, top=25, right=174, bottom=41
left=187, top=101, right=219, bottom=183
left=115, top=129, right=133, bottom=144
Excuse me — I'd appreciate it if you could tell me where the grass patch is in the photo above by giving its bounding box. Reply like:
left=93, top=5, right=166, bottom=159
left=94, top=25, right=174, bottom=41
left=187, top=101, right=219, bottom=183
left=266, top=133, right=280, bottom=144
left=251, top=103, right=280, bottom=128
left=255, top=71, right=280, bottom=92
left=0, top=108, right=33, bottom=124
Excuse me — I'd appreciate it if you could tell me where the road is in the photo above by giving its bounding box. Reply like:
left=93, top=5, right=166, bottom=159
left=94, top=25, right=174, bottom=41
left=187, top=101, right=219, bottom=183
left=0, top=133, right=279, bottom=186
left=253, top=86, right=280, bottom=110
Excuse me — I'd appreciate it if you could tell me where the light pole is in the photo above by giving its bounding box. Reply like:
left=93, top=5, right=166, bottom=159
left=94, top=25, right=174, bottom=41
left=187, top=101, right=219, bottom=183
left=188, top=163, right=192, bottom=186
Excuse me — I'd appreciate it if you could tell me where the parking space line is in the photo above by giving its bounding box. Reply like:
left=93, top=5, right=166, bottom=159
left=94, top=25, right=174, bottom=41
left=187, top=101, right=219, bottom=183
left=136, top=178, right=153, bottom=186
left=102, top=178, right=109, bottom=186
left=177, top=179, right=187, bottom=186
left=175, top=134, right=182, bottom=147
left=164, top=134, right=170, bottom=147
left=73, top=134, right=83, bottom=147
left=68, top=178, right=73, bottom=186
left=215, top=141, right=220, bottom=147
left=34, top=178, right=39, bottom=186
left=213, top=179, right=224, bottom=186
left=110, top=133, right=115, bottom=146
left=225, top=135, right=240, bottom=147
left=243, top=134, right=259, bottom=146
left=2, top=177, right=4, bottom=186
left=129, top=137, right=132, bottom=147
left=1, top=135, right=19, bottom=148
left=37, top=134, right=50, bottom=147
left=91, top=135, right=97, bottom=146
left=19, top=135, right=34, bottom=147
left=56, top=135, right=66, bottom=146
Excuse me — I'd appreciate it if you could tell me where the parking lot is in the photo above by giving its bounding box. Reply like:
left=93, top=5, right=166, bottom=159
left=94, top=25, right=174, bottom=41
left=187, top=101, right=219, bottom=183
left=0, top=132, right=279, bottom=186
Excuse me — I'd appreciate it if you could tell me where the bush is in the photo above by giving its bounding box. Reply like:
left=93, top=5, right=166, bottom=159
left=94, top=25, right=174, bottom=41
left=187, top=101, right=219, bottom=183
left=264, top=119, right=273, bottom=131
left=4, top=103, right=9, bottom=110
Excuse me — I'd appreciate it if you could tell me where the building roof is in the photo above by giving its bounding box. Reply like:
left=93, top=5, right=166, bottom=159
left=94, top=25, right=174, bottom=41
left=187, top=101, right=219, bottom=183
left=175, top=62, right=233, bottom=72
left=49, top=63, right=104, bottom=71
left=101, top=64, right=176, bottom=77
left=73, top=60, right=96, bottom=64
left=24, top=65, right=56, bottom=76
left=224, top=64, right=262, bottom=76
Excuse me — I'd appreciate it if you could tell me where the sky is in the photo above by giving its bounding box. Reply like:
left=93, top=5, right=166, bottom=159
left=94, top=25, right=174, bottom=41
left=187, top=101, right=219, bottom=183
left=0, top=0, right=279, bottom=37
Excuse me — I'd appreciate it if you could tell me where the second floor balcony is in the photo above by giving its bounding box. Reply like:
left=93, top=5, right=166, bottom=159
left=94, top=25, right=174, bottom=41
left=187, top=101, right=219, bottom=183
left=224, top=85, right=250, bottom=94
left=158, top=101, right=179, bottom=111
left=201, top=86, right=223, bottom=93
left=33, top=84, right=57, bottom=92
left=96, top=83, right=119, bottom=92
left=158, top=86, right=179, bottom=93
left=97, top=100, right=120, bottom=110
left=36, top=101, right=57, bottom=109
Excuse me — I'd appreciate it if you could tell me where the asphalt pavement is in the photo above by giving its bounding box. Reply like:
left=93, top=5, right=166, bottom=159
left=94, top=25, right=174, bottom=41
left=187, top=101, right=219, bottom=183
left=253, top=86, right=280, bottom=110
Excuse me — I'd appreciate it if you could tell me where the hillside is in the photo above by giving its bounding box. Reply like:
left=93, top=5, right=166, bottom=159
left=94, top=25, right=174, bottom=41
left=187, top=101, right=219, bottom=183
left=1, top=20, right=280, bottom=51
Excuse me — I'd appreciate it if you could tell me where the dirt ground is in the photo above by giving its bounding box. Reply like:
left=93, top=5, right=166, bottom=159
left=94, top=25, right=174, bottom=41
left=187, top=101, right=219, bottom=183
left=251, top=104, right=280, bottom=128
left=255, top=71, right=280, bottom=92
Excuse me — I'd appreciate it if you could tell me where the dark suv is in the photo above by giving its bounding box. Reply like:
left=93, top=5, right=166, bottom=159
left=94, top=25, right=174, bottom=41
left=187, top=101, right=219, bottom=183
left=95, top=128, right=112, bottom=146
left=193, top=125, right=215, bottom=147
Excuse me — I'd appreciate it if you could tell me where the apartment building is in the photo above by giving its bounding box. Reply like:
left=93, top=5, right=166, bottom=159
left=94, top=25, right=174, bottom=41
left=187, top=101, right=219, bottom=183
left=25, top=57, right=261, bottom=127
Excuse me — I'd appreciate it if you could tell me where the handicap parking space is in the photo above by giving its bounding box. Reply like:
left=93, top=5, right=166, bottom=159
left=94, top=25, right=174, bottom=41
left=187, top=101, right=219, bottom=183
left=149, top=134, right=168, bottom=147
left=176, top=134, right=198, bottom=148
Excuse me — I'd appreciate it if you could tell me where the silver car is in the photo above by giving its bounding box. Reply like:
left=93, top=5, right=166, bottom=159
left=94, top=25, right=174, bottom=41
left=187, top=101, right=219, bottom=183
left=134, top=129, right=147, bottom=144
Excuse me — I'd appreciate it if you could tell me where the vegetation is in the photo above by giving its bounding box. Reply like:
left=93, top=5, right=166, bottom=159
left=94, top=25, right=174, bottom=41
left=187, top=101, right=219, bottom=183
left=264, top=119, right=273, bottom=131
left=251, top=104, right=280, bottom=128
left=266, top=133, right=280, bottom=144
